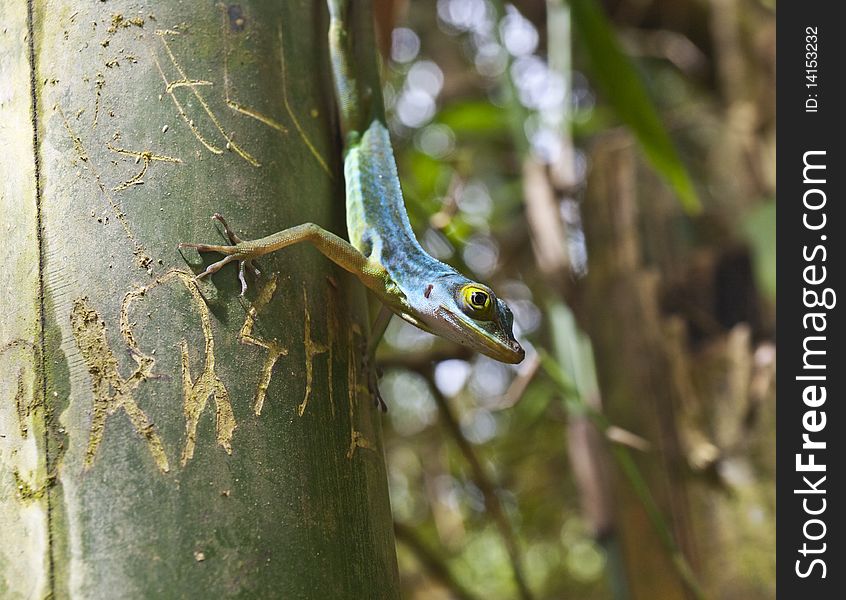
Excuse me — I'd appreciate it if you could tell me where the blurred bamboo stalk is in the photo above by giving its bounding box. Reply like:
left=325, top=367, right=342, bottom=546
left=546, top=302, right=629, bottom=600
left=581, top=133, right=701, bottom=600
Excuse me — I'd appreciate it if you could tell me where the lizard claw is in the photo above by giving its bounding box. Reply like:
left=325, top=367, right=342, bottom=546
left=360, top=339, right=387, bottom=412
left=213, top=213, right=244, bottom=245
left=368, top=367, right=387, bottom=413
left=179, top=213, right=260, bottom=294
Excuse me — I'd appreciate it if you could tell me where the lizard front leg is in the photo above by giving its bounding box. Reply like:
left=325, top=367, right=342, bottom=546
left=179, top=215, right=387, bottom=297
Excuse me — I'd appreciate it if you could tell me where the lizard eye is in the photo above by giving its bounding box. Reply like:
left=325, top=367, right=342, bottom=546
left=459, top=285, right=495, bottom=320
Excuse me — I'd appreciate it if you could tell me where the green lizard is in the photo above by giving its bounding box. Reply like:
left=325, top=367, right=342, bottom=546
left=180, top=0, right=524, bottom=368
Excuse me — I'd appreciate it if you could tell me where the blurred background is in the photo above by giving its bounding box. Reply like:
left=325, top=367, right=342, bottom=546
left=369, top=0, right=776, bottom=598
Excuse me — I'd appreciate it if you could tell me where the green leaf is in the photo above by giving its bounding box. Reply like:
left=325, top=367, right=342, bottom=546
left=740, top=201, right=776, bottom=301
left=569, top=0, right=702, bottom=214
left=436, top=101, right=511, bottom=137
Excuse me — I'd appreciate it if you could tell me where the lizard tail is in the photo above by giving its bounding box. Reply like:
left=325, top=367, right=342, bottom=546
left=326, top=0, right=384, bottom=140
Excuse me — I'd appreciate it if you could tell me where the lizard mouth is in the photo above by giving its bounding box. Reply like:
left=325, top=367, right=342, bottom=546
left=434, top=306, right=525, bottom=364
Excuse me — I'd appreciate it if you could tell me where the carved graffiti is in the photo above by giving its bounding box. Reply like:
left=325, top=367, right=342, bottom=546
left=299, top=286, right=328, bottom=417
left=121, top=270, right=236, bottom=467
left=70, top=296, right=169, bottom=472
left=239, top=273, right=288, bottom=415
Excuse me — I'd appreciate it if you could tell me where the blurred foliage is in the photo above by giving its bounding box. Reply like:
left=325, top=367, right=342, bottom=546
left=373, top=0, right=776, bottom=598
left=741, top=201, right=776, bottom=301
left=568, top=0, right=701, bottom=213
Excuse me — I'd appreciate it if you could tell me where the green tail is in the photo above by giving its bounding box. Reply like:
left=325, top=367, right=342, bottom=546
left=326, top=0, right=385, bottom=141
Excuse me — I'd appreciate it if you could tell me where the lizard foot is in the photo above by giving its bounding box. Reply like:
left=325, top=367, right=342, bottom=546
left=178, top=213, right=260, bottom=296
left=360, top=337, right=387, bottom=412
left=368, top=366, right=387, bottom=413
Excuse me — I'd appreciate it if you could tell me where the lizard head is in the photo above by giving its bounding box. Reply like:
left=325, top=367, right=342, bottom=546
left=410, top=274, right=525, bottom=364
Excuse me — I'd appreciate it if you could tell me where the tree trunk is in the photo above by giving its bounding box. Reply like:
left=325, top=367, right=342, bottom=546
left=1, top=2, right=399, bottom=598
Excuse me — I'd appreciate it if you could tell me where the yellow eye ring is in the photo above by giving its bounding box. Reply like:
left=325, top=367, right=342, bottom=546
left=460, top=285, right=494, bottom=320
